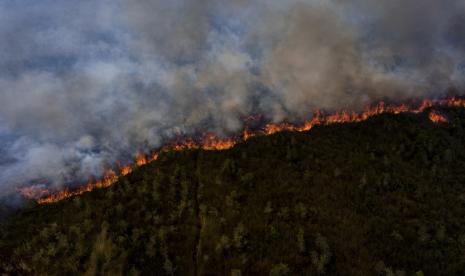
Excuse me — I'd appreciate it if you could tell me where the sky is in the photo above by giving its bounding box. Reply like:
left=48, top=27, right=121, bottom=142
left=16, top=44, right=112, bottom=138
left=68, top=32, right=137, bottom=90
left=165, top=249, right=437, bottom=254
left=1, top=0, right=465, bottom=200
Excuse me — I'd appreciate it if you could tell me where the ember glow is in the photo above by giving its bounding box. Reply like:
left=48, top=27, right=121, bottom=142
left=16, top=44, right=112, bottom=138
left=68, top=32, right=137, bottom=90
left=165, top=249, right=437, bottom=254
left=19, top=97, right=465, bottom=204
left=429, top=111, right=448, bottom=123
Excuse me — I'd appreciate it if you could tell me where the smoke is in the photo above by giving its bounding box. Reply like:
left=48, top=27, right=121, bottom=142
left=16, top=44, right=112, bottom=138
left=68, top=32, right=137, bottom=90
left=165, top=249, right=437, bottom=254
left=0, top=0, right=464, bottom=198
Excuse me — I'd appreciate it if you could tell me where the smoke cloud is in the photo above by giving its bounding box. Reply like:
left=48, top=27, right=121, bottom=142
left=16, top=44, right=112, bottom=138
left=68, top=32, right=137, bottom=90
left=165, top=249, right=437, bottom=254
left=0, top=0, right=464, bottom=199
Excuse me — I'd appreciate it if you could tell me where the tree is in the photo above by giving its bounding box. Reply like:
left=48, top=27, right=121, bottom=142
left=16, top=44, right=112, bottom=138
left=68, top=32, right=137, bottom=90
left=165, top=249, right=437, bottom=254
left=269, top=263, right=290, bottom=276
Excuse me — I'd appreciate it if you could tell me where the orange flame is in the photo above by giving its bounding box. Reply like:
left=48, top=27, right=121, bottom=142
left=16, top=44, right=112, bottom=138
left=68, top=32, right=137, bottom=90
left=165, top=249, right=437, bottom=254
left=135, top=153, right=147, bottom=166
left=429, top=111, right=448, bottom=123
left=19, top=97, right=465, bottom=204
left=120, top=166, right=132, bottom=176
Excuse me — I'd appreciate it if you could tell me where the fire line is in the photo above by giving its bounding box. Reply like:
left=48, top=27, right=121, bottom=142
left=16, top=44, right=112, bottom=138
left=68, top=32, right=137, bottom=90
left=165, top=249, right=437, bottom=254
left=18, top=97, right=465, bottom=205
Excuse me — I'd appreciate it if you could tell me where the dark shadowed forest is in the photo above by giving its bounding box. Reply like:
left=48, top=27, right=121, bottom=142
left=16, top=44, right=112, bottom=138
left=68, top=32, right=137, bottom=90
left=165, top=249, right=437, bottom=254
left=2, top=107, right=465, bottom=275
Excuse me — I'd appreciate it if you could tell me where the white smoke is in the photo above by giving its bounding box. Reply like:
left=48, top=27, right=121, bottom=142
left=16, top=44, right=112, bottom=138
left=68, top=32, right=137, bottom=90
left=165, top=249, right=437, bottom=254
left=0, top=0, right=464, bottom=197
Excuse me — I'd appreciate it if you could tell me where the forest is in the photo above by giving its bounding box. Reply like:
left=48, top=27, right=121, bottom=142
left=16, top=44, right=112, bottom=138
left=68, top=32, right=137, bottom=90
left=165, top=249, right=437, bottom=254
left=1, top=106, right=465, bottom=275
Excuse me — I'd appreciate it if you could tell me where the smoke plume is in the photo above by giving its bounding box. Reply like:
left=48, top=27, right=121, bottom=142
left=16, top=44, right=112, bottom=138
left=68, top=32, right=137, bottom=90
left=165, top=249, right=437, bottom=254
left=1, top=0, right=464, bottom=200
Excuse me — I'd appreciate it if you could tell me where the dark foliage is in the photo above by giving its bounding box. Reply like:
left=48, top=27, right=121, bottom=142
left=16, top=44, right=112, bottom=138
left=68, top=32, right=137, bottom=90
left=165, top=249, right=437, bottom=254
left=2, top=107, right=465, bottom=275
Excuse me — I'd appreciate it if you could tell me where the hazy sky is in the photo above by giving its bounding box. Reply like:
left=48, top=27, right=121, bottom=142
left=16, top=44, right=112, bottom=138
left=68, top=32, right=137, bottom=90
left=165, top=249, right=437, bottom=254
left=1, top=0, right=465, bottom=199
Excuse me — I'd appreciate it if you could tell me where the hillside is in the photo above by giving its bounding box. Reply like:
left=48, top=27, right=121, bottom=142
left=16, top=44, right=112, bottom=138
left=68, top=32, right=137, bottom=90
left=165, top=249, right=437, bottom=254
left=2, top=107, right=465, bottom=275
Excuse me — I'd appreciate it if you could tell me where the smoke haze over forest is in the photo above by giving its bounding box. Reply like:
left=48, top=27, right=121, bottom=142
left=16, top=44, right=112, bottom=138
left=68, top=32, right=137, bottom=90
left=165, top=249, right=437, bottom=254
left=1, top=0, right=465, bottom=199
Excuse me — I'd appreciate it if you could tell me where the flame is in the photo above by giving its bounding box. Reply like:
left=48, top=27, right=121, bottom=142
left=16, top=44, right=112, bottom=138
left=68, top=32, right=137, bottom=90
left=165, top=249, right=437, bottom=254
left=149, top=152, right=159, bottom=162
left=120, top=166, right=132, bottom=176
left=135, top=153, right=148, bottom=166
left=19, top=97, right=465, bottom=204
left=18, top=184, right=50, bottom=199
left=429, top=111, right=448, bottom=123
left=201, top=133, right=236, bottom=150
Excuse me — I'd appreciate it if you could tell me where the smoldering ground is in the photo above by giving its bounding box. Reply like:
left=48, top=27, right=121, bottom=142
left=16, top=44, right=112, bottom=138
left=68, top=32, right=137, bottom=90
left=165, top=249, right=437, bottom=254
left=0, top=0, right=464, bottom=200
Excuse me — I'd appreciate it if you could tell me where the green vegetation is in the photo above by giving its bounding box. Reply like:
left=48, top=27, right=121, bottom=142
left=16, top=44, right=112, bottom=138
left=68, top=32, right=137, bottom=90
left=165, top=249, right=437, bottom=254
left=2, top=107, right=465, bottom=275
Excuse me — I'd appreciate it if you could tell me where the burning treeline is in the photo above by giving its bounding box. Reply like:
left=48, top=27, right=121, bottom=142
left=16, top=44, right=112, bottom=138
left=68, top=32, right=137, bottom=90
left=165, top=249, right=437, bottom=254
left=19, top=97, right=464, bottom=205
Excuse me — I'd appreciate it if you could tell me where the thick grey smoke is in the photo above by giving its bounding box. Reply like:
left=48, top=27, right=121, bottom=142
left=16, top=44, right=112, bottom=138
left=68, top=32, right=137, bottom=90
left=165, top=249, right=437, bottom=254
left=0, top=0, right=464, bottom=198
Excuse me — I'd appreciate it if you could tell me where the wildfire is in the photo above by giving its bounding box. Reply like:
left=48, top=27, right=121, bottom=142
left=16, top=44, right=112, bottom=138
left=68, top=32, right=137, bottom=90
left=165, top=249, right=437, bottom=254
left=32, top=170, right=119, bottom=205
left=18, top=184, right=50, bottom=200
left=135, top=153, right=148, bottom=166
left=428, top=111, right=448, bottom=123
left=19, top=97, right=465, bottom=204
left=120, top=166, right=132, bottom=176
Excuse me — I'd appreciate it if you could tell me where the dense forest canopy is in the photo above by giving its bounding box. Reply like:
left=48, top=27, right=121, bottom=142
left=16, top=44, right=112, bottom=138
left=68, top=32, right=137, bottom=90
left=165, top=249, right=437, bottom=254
left=1, top=107, right=465, bottom=275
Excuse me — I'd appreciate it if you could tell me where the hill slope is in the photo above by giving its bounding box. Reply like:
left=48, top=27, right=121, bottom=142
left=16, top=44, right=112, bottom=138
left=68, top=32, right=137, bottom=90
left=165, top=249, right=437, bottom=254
left=2, top=107, right=465, bottom=275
